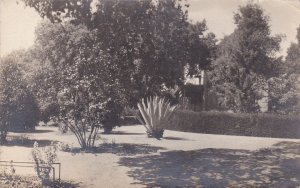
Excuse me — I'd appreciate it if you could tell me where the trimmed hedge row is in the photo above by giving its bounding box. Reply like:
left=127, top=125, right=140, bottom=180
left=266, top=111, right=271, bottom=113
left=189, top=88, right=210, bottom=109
left=120, top=116, right=140, bottom=126
left=167, top=110, right=300, bottom=139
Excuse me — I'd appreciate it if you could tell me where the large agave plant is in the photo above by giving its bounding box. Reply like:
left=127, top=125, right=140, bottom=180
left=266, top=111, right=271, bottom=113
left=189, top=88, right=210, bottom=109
left=136, top=96, right=178, bottom=139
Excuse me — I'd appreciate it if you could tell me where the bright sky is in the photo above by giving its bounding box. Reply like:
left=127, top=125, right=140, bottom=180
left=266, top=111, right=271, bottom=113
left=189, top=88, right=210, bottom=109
left=0, top=0, right=40, bottom=56
left=1, top=0, right=300, bottom=57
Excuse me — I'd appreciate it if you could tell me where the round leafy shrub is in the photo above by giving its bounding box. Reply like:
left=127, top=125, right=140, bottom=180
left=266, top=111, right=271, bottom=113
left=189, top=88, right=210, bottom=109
left=0, top=55, right=40, bottom=135
left=9, top=91, right=40, bottom=132
left=40, top=102, right=60, bottom=124
left=101, top=99, right=124, bottom=133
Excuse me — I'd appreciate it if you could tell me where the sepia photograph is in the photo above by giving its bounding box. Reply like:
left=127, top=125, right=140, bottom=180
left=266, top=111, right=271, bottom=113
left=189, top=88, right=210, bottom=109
left=0, top=0, right=300, bottom=187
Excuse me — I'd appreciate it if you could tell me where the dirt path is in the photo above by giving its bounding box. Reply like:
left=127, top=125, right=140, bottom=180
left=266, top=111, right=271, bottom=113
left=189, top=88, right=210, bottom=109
left=0, top=125, right=299, bottom=187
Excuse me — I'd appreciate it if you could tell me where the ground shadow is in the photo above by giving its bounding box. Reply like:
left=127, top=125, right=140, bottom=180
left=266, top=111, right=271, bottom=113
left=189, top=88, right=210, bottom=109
left=4, top=135, right=59, bottom=147
left=101, top=131, right=145, bottom=136
left=119, top=141, right=300, bottom=187
left=33, top=129, right=55, bottom=134
left=49, top=180, right=82, bottom=188
left=8, top=128, right=55, bottom=134
left=163, top=136, right=191, bottom=141
left=68, top=143, right=165, bottom=156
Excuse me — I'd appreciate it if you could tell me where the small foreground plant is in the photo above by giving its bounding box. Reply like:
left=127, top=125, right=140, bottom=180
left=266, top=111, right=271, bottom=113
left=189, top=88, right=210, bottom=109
left=31, top=141, right=57, bottom=183
left=0, top=160, right=16, bottom=180
left=137, top=96, right=178, bottom=139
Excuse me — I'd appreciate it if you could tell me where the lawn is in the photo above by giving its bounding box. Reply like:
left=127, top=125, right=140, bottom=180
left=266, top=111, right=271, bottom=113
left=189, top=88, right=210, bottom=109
left=0, top=125, right=299, bottom=187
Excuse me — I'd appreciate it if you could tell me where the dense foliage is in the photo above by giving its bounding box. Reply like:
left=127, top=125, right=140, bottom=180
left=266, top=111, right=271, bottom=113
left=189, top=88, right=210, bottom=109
left=20, top=0, right=217, bottom=146
left=268, top=25, right=300, bottom=114
left=0, top=53, right=39, bottom=143
left=17, top=0, right=300, bottom=137
left=23, top=0, right=216, bottom=104
left=209, top=4, right=282, bottom=112
left=30, top=22, right=127, bottom=147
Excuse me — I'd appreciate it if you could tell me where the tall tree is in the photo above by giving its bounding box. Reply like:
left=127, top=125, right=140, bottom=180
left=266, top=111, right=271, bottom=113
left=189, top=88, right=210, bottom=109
left=209, top=4, right=282, bottom=112
left=29, top=21, right=127, bottom=146
left=0, top=52, right=40, bottom=143
left=268, top=26, right=300, bottom=114
left=186, top=21, right=217, bottom=75
left=22, top=0, right=215, bottom=105
left=285, top=26, right=300, bottom=75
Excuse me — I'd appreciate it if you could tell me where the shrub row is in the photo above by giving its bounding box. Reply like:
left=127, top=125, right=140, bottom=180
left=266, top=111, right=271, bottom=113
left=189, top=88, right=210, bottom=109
left=120, top=116, right=140, bottom=126
left=167, top=110, right=300, bottom=139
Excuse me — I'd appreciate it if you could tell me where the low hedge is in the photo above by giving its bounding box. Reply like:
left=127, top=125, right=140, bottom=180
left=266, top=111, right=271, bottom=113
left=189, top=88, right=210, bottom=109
left=167, top=110, right=300, bottom=139
left=120, top=116, right=140, bottom=126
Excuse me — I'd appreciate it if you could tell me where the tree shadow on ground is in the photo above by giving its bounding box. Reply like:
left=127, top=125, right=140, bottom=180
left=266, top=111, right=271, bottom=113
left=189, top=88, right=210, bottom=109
left=163, top=136, right=191, bottom=141
left=119, top=141, right=300, bottom=187
left=68, top=143, right=165, bottom=156
left=33, top=129, right=55, bottom=134
left=8, top=128, right=55, bottom=134
left=4, top=135, right=59, bottom=147
left=101, top=131, right=145, bottom=136
left=48, top=180, right=82, bottom=188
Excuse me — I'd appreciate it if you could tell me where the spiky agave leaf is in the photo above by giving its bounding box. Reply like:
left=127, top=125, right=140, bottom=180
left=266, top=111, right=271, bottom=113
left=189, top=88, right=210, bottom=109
left=137, top=96, right=178, bottom=139
left=137, top=100, right=151, bottom=131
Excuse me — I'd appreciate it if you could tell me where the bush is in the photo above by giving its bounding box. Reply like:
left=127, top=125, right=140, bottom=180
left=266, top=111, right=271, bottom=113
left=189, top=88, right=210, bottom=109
left=8, top=91, right=40, bottom=132
left=58, top=90, right=103, bottom=149
left=101, top=99, right=124, bottom=133
left=167, top=110, right=300, bottom=138
left=0, top=122, right=7, bottom=144
left=0, top=56, right=40, bottom=140
left=120, top=106, right=140, bottom=125
left=40, top=102, right=60, bottom=124
left=0, top=160, right=16, bottom=179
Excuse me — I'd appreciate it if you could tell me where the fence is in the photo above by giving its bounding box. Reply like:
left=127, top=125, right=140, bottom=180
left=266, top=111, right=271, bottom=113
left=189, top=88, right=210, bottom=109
left=0, top=160, right=61, bottom=182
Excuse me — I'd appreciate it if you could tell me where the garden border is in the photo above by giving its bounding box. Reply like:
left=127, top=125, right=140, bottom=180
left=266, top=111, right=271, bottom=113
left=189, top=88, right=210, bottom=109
left=0, top=160, right=61, bottom=182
